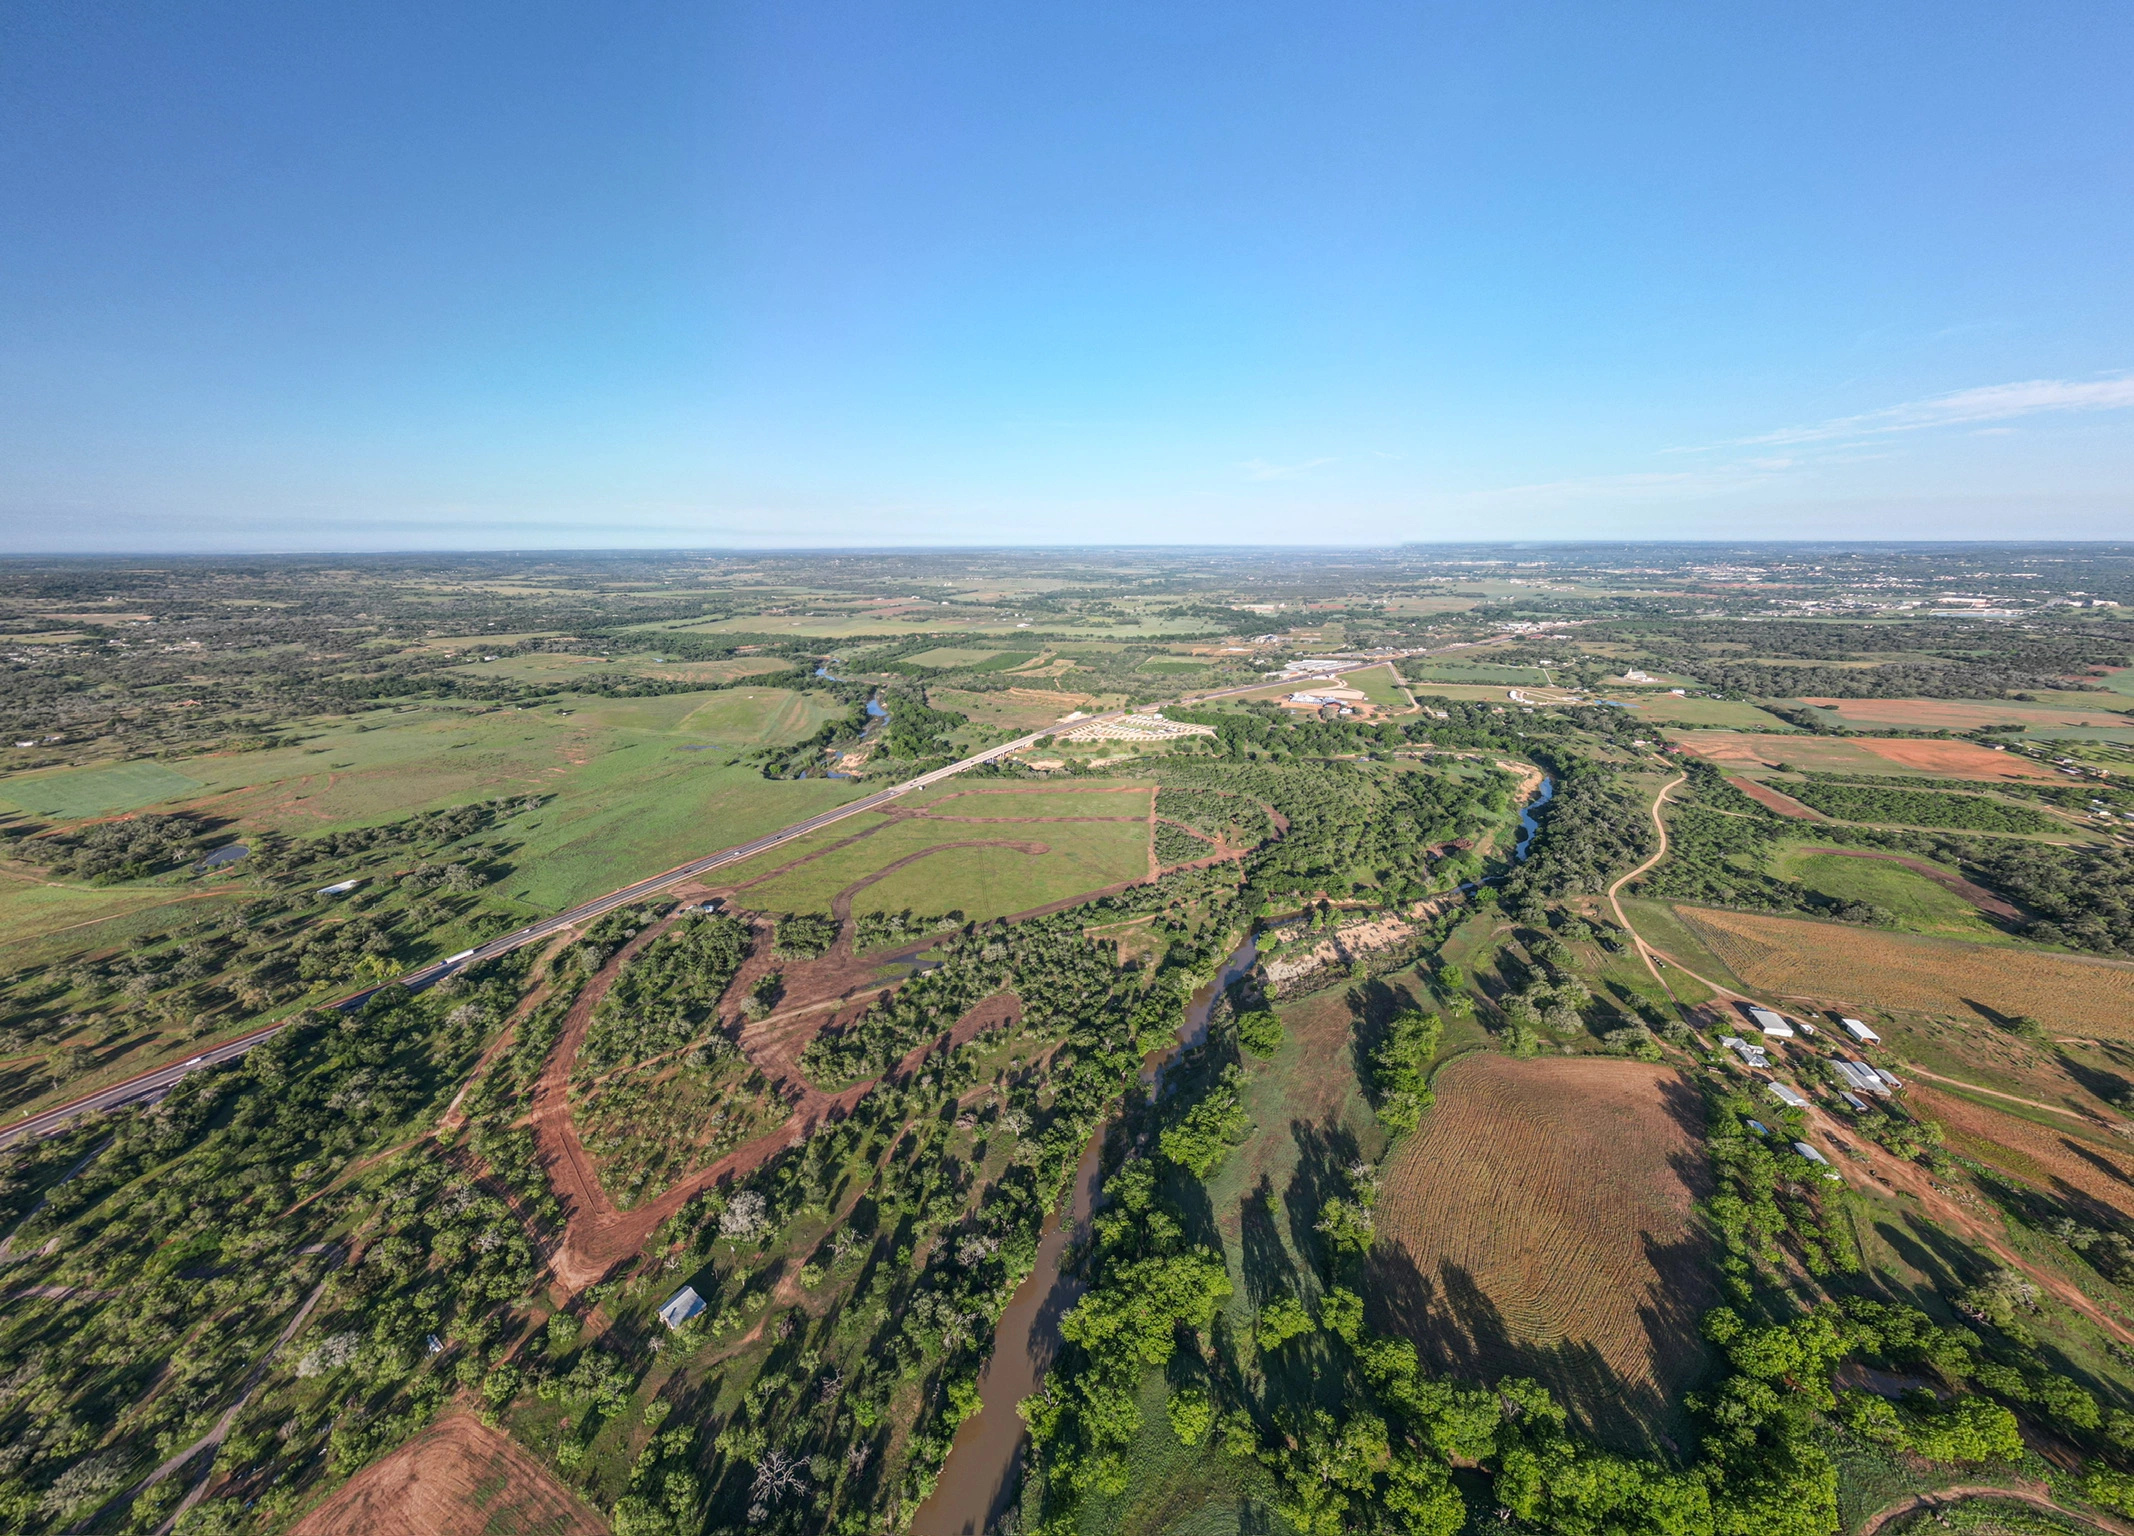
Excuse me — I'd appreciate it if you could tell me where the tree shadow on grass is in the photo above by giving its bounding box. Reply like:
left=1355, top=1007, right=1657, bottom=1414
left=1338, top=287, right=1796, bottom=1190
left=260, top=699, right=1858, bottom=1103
left=1361, top=1242, right=1705, bottom=1462
left=1238, top=1175, right=1298, bottom=1310
left=1342, top=978, right=1419, bottom=1080
left=1282, top=1118, right=1361, bottom=1285
left=2051, top=1051, right=2131, bottom=1113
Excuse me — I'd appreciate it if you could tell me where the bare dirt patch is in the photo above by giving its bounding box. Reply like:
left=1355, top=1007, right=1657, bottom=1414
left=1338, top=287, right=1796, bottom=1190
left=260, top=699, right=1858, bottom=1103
left=1725, top=775, right=1821, bottom=819
left=1676, top=733, right=2064, bottom=782
left=288, top=1412, right=607, bottom=1536
left=1366, top=1054, right=1713, bottom=1456
left=1671, top=907, right=2134, bottom=1036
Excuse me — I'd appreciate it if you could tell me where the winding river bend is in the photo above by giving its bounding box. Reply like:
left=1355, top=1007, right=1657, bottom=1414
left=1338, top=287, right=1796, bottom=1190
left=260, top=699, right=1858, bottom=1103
left=912, top=767, right=1551, bottom=1530
left=910, top=936, right=1260, bottom=1536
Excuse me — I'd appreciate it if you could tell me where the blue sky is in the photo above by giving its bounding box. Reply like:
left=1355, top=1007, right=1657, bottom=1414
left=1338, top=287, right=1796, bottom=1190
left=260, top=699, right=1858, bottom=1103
left=2, top=1, right=2130, bottom=550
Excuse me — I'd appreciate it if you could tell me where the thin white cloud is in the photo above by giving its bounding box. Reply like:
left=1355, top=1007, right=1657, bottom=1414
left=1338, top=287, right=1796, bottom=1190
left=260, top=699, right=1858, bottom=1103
left=1740, top=374, right=2134, bottom=447
left=1240, top=456, right=1335, bottom=481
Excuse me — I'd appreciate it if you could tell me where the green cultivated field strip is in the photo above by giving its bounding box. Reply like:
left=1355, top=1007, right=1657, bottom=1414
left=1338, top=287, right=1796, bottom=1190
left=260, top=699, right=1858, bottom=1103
left=1620, top=898, right=1750, bottom=992
left=1403, top=661, right=1548, bottom=685
left=1607, top=695, right=1798, bottom=729
left=497, top=759, right=866, bottom=912
left=1775, top=848, right=2003, bottom=942
left=1348, top=663, right=1412, bottom=709
left=904, top=647, right=1009, bottom=669
left=2021, top=723, right=2134, bottom=743
left=0, top=872, right=250, bottom=967
left=903, top=784, right=1154, bottom=816
left=0, top=759, right=204, bottom=817
left=740, top=815, right=1150, bottom=921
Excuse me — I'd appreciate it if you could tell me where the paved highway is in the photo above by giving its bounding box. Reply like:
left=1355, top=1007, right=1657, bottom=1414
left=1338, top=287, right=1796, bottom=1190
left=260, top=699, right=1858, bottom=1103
left=2, top=658, right=1399, bottom=1146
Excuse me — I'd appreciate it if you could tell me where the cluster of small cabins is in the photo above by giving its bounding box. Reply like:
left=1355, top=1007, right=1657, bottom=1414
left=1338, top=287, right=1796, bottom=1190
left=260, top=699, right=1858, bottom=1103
left=1710, top=1001, right=1904, bottom=1177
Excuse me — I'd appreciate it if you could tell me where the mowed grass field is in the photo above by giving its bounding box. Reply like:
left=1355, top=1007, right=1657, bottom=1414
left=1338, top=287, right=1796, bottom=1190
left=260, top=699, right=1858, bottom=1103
left=1676, top=732, right=2066, bottom=781
left=1602, top=695, right=1797, bottom=730
left=1774, top=848, right=2006, bottom=942
left=1403, top=661, right=1550, bottom=685
left=1671, top=906, right=2134, bottom=1035
left=0, top=758, right=205, bottom=817
left=1347, top=663, right=1414, bottom=710
left=721, top=786, right=1156, bottom=921
left=1367, top=1053, right=1714, bottom=1457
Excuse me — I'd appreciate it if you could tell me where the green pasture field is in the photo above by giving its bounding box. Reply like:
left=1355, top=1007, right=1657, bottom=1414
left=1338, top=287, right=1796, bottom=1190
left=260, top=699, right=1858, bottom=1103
left=732, top=813, right=1152, bottom=923
left=674, top=687, right=841, bottom=741
left=0, top=759, right=204, bottom=817
left=1773, top=847, right=2004, bottom=943
left=1347, top=663, right=1413, bottom=710
left=923, top=687, right=1102, bottom=734
left=5, top=686, right=862, bottom=917
left=1603, top=695, right=1797, bottom=729
left=0, top=873, right=251, bottom=971
left=439, top=651, right=617, bottom=680
left=1403, top=660, right=1548, bottom=685
left=903, top=646, right=1008, bottom=669
left=903, top=784, right=1155, bottom=818
left=2021, top=723, right=2134, bottom=744
left=1136, top=656, right=1212, bottom=673
left=1618, top=898, right=1750, bottom=993
left=445, top=653, right=790, bottom=686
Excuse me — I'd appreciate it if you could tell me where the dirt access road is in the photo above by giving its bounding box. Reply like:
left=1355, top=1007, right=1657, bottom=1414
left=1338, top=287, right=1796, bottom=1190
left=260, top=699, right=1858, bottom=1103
left=1607, top=773, right=1685, bottom=990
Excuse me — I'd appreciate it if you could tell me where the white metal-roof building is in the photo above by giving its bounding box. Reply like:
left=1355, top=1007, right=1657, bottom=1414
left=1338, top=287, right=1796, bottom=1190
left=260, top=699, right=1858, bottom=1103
left=1841, top=1018, right=1881, bottom=1044
left=1766, top=1081, right=1810, bottom=1109
left=1832, top=1060, right=1892, bottom=1097
left=1719, top=1036, right=1770, bottom=1068
left=1748, top=1007, right=1795, bottom=1038
left=658, top=1285, right=707, bottom=1331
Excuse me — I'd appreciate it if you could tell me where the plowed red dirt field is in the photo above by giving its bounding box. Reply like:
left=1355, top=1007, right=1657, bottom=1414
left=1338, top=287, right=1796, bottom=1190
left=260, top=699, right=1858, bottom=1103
left=1367, top=1054, right=1713, bottom=1455
left=289, top=1413, right=607, bottom=1536
left=1677, top=732, right=2065, bottom=781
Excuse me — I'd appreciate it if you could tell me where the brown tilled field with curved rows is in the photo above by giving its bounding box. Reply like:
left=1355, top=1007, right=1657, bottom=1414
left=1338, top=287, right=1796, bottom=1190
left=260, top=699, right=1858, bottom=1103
left=1366, top=1054, right=1714, bottom=1457
left=289, top=1414, right=608, bottom=1536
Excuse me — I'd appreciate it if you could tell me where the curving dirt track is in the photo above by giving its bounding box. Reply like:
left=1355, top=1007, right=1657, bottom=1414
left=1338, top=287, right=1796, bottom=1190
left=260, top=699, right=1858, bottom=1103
left=1855, top=1482, right=2131, bottom=1536
left=528, top=887, right=1027, bottom=1294
left=288, top=1413, right=607, bottom=1536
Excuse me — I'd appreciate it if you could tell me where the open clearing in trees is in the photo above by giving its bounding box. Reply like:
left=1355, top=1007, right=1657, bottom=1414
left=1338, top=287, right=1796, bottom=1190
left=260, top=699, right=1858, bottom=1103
left=287, top=1413, right=608, bottom=1536
left=1366, top=1053, right=1715, bottom=1457
left=1672, top=906, right=2134, bottom=1035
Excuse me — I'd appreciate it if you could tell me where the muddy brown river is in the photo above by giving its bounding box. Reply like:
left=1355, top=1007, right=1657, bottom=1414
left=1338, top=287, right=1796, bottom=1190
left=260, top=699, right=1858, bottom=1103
left=909, top=935, right=1258, bottom=1536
